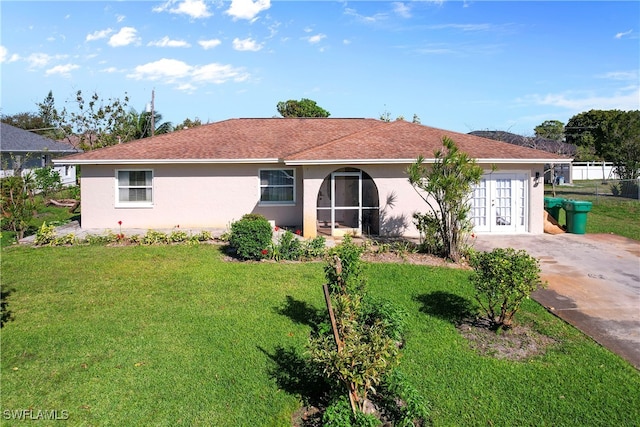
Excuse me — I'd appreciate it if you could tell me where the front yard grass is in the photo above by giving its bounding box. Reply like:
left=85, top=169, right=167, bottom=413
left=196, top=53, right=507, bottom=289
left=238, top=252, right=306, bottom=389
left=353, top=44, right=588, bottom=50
left=2, top=244, right=639, bottom=426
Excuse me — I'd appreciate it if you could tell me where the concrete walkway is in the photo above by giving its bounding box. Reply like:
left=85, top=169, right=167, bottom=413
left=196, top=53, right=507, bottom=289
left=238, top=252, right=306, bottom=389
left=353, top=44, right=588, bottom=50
left=475, top=233, right=640, bottom=369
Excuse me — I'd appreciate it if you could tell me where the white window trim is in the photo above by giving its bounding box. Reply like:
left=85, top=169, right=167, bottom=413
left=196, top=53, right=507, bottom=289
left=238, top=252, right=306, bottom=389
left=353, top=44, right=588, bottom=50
left=115, top=169, right=154, bottom=208
left=259, top=168, right=296, bottom=206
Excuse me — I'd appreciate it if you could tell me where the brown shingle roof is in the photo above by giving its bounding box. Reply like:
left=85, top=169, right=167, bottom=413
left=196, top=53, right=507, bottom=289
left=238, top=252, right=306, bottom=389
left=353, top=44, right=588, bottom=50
left=58, top=118, right=571, bottom=164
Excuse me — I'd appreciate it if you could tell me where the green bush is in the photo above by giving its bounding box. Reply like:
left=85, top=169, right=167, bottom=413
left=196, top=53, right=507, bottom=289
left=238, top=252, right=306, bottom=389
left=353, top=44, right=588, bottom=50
left=324, top=235, right=364, bottom=294
left=34, top=167, right=62, bottom=196
left=470, top=248, right=547, bottom=330
left=302, top=235, right=326, bottom=259
left=273, top=230, right=302, bottom=261
left=142, top=230, right=169, bottom=245
left=229, top=214, right=272, bottom=260
left=413, top=212, right=444, bottom=256
left=34, top=222, right=57, bottom=246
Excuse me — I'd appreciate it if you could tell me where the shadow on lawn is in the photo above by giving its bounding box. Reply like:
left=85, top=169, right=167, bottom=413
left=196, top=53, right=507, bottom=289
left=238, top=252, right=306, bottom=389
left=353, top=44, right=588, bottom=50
left=263, top=295, right=331, bottom=411
left=414, top=291, right=475, bottom=324
left=258, top=345, right=329, bottom=408
left=1, top=288, right=13, bottom=328
left=274, top=295, right=324, bottom=329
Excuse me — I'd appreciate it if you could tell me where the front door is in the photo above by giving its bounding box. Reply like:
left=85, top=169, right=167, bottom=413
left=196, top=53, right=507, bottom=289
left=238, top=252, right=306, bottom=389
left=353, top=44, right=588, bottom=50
left=471, top=173, right=527, bottom=233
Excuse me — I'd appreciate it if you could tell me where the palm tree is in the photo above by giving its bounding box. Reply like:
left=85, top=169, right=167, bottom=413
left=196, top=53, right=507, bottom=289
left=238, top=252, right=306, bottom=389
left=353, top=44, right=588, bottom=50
left=121, top=108, right=173, bottom=141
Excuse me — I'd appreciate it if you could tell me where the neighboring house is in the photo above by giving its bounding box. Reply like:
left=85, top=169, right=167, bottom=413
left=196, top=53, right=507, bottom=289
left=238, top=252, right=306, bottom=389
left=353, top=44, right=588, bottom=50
left=55, top=118, right=571, bottom=237
left=1, top=123, right=80, bottom=186
left=469, top=130, right=577, bottom=184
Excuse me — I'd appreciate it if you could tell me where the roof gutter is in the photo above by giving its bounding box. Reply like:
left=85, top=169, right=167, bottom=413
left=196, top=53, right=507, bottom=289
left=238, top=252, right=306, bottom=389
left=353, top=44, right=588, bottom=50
left=285, top=157, right=574, bottom=166
left=53, top=158, right=282, bottom=166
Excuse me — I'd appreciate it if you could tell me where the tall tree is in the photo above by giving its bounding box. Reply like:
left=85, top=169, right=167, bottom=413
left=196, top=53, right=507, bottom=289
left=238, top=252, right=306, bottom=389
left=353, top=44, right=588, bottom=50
left=534, top=120, right=564, bottom=141
left=276, top=98, right=330, bottom=118
left=1, top=112, right=49, bottom=134
left=53, top=90, right=130, bottom=150
left=565, top=109, right=640, bottom=180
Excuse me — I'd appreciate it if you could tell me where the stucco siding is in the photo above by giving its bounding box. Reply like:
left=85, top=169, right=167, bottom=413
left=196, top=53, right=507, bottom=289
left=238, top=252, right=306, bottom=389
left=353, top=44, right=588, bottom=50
left=80, top=164, right=302, bottom=229
left=80, top=161, right=544, bottom=236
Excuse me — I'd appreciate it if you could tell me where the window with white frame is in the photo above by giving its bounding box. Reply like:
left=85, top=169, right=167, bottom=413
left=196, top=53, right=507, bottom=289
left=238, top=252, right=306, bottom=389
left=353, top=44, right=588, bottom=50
left=116, top=170, right=153, bottom=206
left=259, top=169, right=295, bottom=204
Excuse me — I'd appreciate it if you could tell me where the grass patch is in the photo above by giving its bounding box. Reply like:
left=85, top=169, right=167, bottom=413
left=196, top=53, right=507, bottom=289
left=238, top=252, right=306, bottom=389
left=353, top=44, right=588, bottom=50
left=547, top=181, right=640, bottom=241
left=2, top=245, right=639, bottom=425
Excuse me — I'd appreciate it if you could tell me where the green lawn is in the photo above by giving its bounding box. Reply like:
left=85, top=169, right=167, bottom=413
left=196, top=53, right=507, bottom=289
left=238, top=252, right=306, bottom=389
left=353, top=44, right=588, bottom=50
left=2, top=244, right=639, bottom=426
left=547, top=181, right=640, bottom=240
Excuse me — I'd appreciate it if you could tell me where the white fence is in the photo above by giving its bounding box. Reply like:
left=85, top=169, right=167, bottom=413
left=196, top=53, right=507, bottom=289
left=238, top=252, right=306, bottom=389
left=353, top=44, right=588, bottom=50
left=571, top=162, right=618, bottom=181
left=0, top=165, right=77, bottom=186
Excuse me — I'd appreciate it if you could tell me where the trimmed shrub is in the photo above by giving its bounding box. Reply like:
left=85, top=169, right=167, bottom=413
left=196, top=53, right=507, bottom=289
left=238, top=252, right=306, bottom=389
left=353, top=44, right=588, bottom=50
left=229, top=214, right=273, bottom=260
left=470, top=248, right=547, bottom=330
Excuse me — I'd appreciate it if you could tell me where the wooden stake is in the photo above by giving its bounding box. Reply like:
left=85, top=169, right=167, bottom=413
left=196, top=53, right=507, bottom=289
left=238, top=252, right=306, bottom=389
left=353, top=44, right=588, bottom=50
left=323, top=284, right=342, bottom=352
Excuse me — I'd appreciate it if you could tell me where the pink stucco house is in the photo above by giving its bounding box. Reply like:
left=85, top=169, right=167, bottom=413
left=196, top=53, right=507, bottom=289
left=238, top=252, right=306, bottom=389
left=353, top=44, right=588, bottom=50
left=55, top=118, right=571, bottom=237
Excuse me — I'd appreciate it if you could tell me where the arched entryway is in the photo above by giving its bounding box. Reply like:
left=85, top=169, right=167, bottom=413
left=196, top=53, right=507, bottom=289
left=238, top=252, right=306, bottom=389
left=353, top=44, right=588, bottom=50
left=316, top=168, right=380, bottom=236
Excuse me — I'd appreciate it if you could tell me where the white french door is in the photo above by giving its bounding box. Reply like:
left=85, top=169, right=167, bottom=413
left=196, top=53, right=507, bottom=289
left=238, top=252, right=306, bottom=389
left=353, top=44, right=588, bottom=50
left=471, top=173, right=528, bottom=233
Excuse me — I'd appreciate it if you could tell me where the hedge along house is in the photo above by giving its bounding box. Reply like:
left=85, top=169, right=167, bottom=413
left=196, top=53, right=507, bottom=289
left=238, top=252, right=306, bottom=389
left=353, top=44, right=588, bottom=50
left=55, top=118, right=571, bottom=238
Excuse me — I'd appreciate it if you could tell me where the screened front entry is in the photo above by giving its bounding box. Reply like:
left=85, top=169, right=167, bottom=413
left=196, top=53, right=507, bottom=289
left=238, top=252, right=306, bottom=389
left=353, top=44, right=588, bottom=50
left=471, top=173, right=528, bottom=233
left=316, top=168, right=379, bottom=236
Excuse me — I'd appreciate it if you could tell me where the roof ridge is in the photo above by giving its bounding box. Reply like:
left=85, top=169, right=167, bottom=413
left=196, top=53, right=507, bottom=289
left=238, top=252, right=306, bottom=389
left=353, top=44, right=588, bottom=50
left=284, top=118, right=388, bottom=159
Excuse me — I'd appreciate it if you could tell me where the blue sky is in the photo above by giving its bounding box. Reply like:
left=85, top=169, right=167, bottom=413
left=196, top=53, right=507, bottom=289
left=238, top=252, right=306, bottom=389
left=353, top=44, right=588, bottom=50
left=1, top=1, right=638, bottom=135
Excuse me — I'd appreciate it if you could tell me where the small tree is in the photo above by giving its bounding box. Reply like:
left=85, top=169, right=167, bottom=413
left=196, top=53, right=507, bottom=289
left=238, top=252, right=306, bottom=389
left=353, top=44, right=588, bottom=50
left=34, top=167, right=62, bottom=197
left=0, top=176, right=35, bottom=241
left=407, top=136, right=483, bottom=262
left=311, top=236, right=400, bottom=416
left=470, top=248, right=546, bottom=330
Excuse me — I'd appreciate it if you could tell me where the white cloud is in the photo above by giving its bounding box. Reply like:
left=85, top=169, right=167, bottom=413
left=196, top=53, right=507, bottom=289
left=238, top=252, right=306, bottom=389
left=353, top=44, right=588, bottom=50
left=26, top=53, right=54, bottom=68
left=344, top=7, right=388, bottom=24
left=192, top=63, right=249, bottom=83
left=307, top=34, right=326, bottom=44
left=527, top=87, right=640, bottom=112
left=127, top=58, right=249, bottom=89
left=392, top=2, right=412, bottom=18
left=108, top=27, right=139, bottom=47
left=128, top=58, right=192, bottom=82
left=153, top=0, right=212, bottom=19
left=428, top=23, right=493, bottom=32
left=599, top=70, right=638, bottom=81
left=0, top=46, right=7, bottom=63
left=86, top=28, right=113, bottom=42
left=45, top=63, right=80, bottom=77
left=615, top=29, right=632, bottom=39
left=101, top=66, right=122, bottom=73
left=198, top=39, right=222, bottom=50
left=148, top=36, right=191, bottom=48
left=226, top=0, right=270, bottom=21
left=177, top=83, right=197, bottom=92
left=232, top=37, right=263, bottom=51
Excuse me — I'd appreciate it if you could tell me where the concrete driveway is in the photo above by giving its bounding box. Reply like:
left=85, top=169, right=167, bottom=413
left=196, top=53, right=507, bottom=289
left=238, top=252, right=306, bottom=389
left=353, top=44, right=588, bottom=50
left=475, top=233, right=640, bottom=369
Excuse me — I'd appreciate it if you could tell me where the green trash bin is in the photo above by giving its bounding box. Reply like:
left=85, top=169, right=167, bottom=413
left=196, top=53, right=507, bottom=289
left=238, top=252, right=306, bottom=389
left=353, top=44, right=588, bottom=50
left=562, top=200, right=593, bottom=234
left=544, top=197, right=565, bottom=222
